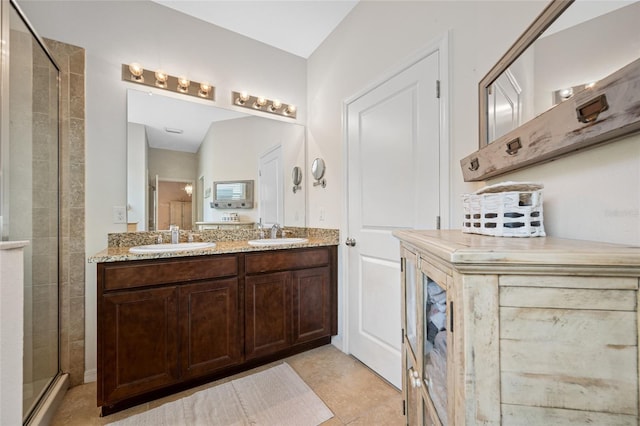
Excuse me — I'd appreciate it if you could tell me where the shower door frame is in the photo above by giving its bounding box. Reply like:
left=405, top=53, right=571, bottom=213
left=0, top=0, right=63, bottom=423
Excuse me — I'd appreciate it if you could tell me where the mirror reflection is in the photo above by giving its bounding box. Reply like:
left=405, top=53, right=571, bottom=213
left=126, top=89, right=306, bottom=231
left=483, top=0, right=640, bottom=145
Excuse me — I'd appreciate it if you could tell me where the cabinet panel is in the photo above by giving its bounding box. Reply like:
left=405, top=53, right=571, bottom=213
left=245, top=271, right=292, bottom=359
left=179, top=278, right=241, bottom=379
left=100, top=286, right=179, bottom=404
left=103, top=255, right=238, bottom=291
left=292, top=267, right=331, bottom=344
left=245, top=248, right=329, bottom=274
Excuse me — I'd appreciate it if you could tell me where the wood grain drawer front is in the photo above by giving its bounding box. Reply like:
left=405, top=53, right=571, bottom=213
left=102, top=256, right=238, bottom=291
left=245, top=248, right=329, bottom=274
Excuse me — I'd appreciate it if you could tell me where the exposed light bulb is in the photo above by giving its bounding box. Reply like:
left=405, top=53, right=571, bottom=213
left=254, top=96, right=267, bottom=109
left=285, top=104, right=297, bottom=115
left=270, top=99, right=282, bottom=111
left=154, top=70, right=168, bottom=88
left=237, top=91, right=250, bottom=105
left=585, top=82, right=596, bottom=89
left=177, top=77, right=190, bottom=93
left=559, top=88, right=573, bottom=100
left=199, top=82, right=212, bottom=98
left=129, top=63, right=144, bottom=82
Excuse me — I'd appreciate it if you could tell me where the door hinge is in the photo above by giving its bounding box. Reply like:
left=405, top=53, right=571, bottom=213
left=402, top=400, right=406, bottom=416
left=436, top=79, right=441, bottom=99
left=449, top=301, right=454, bottom=333
left=436, top=215, right=441, bottom=230
left=401, top=328, right=405, bottom=344
left=400, top=258, right=404, bottom=273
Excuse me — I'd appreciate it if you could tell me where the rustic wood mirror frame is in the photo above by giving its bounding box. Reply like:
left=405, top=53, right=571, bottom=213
left=461, top=0, right=640, bottom=182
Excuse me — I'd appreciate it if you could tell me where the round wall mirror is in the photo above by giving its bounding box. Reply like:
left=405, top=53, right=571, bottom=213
left=292, top=166, right=302, bottom=185
left=311, top=158, right=325, bottom=180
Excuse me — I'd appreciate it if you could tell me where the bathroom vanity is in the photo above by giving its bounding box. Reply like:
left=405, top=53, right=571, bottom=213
left=91, top=234, right=337, bottom=415
left=394, top=229, right=640, bottom=425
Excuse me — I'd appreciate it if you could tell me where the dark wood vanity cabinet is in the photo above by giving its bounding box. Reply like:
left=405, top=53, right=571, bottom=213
left=244, top=248, right=335, bottom=360
left=97, top=246, right=337, bottom=415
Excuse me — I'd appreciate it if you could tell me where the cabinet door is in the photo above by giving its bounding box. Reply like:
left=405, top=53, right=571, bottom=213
left=179, top=278, right=241, bottom=380
left=245, top=271, right=292, bottom=359
left=100, top=286, right=179, bottom=405
left=292, top=267, right=331, bottom=344
left=420, top=263, right=450, bottom=426
left=401, top=248, right=419, bottom=361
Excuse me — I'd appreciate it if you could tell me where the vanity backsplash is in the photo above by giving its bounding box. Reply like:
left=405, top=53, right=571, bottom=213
left=107, top=227, right=339, bottom=247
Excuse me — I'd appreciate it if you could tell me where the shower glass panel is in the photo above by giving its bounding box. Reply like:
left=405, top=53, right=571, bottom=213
left=3, top=3, right=61, bottom=421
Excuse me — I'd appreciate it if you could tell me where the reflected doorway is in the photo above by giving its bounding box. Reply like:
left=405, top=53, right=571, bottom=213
left=152, top=177, right=194, bottom=231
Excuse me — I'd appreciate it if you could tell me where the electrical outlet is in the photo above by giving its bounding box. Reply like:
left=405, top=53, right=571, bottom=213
left=319, top=208, right=325, bottom=221
left=112, top=206, right=127, bottom=224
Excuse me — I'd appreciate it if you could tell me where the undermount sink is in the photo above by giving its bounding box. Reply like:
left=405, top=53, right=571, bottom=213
left=247, top=237, right=309, bottom=246
left=129, top=242, right=217, bottom=253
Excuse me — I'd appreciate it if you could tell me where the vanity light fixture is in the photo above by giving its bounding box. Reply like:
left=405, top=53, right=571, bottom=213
left=236, top=91, right=250, bottom=105
left=284, top=104, right=297, bottom=116
left=232, top=91, right=297, bottom=119
left=177, top=77, right=190, bottom=93
left=270, top=99, right=282, bottom=112
left=254, top=96, right=267, bottom=109
left=199, top=82, right=212, bottom=98
left=122, top=63, right=215, bottom=101
left=128, top=63, right=144, bottom=82
left=154, top=70, right=168, bottom=88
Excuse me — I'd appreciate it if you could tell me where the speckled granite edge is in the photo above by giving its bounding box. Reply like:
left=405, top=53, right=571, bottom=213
left=106, top=227, right=338, bottom=247
left=91, top=228, right=339, bottom=263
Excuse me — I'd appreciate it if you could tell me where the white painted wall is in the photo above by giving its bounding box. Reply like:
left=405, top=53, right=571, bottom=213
left=19, top=0, right=306, bottom=381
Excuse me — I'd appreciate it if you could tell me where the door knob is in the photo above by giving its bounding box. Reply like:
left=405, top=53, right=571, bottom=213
left=345, top=238, right=356, bottom=247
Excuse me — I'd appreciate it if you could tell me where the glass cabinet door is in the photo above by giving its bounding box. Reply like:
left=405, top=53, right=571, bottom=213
left=402, top=249, right=418, bottom=359
left=421, top=273, right=448, bottom=425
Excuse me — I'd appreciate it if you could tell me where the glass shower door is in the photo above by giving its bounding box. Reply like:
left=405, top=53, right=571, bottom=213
left=2, top=2, right=60, bottom=421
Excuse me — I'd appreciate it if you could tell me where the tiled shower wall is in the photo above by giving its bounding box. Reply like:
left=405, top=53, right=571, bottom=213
left=45, top=39, right=86, bottom=387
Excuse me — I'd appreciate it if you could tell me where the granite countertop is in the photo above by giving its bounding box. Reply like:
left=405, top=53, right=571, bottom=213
left=89, top=228, right=339, bottom=263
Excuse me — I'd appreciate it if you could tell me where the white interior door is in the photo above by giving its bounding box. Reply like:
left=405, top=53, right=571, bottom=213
left=259, top=145, right=283, bottom=227
left=346, top=49, right=442, bottom=388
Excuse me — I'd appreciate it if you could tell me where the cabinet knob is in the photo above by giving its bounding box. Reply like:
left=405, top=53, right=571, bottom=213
left=345, top=237, right=357, bottom=247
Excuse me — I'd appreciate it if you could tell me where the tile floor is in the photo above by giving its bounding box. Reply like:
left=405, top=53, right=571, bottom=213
left=51, top=345, right=405, bottom=425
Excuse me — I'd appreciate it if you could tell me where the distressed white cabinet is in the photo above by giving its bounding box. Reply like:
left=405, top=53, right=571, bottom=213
left=395, top=229, right=640, bottom=425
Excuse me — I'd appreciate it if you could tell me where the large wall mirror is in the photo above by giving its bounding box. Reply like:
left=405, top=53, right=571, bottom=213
left=480, top=0, right=640, bottom=146
left=126, top=88, right=306, bottom=231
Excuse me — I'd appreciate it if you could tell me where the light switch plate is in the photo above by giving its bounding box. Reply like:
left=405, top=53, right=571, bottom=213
left=112, top=206, right=126, bottom=224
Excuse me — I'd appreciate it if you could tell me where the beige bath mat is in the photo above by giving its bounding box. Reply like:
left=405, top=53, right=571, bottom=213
left=106, top=362, right=333, bottom=426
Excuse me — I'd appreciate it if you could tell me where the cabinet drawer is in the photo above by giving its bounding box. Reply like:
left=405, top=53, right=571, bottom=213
left=245, top=248, right=329, bottom=274
left=102, top=256, right=238, bottom=291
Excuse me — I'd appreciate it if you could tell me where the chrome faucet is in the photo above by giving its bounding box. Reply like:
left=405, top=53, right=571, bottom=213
left=271, top=223, right=281, bottom=239
left=170, top=224, right=179, bottom=244
left=257, top=219, right=265, bottom=239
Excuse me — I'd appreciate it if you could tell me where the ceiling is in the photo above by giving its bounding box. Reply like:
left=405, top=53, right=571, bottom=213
left=150, top=0, right=359, bottom=58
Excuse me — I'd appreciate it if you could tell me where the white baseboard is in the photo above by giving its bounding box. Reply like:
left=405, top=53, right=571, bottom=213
left=84, top=368, right=97, bottom=384
left=331, top=335, right=344, bottom=352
